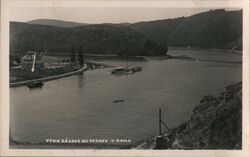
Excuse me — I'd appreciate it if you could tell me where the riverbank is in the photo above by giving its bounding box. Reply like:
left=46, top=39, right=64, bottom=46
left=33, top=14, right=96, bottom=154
left=168, top=47, right=242, bottom=54
left=10, top=66, right=87, bottom=87
left=46, top=53, right=146, bottom=60
left=10, top=62, right=109, bottom=87
left=129, top=82, right=242, bottom=149
left=44, top=47, right=242, bottom=58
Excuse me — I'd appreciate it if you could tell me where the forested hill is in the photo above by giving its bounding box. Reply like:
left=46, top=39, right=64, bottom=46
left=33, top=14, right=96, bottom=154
left=10, top=9, right=242, bottom=57
left=130, top=9, right=242, bottom=50
left=28, top=19, right=87, bottom=28
left=10, top=22, right=167, bottom=57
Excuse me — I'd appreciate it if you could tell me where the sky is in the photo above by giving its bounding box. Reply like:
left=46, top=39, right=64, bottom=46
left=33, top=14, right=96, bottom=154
left=9, top=7, right=219, bottom=24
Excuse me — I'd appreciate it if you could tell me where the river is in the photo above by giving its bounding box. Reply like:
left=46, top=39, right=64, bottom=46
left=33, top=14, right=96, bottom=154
left=10, top=48, right=242, bottom=148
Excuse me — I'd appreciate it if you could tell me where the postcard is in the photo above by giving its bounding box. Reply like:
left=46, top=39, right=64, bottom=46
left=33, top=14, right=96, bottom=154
left=1, top=0, right=249, bottom=156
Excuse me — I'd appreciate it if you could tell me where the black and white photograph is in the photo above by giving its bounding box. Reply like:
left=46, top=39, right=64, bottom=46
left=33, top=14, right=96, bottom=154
left=1, top=0, right=249, bottom=156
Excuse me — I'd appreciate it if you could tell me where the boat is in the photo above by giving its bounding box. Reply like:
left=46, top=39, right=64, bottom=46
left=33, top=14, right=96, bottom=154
left=111, top=66, right=142, bottom=75
left=27, top=81, right=44, bottom=88
left=113, top=99, right=124, bottom=103
left=111, top=67, right=131, bottom=74
left=111, top=57, right=142, bottom=75
left=130, top=66, right=142, bottom=73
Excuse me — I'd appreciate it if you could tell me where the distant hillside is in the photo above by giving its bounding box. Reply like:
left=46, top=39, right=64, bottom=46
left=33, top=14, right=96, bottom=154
left=130, top=9, right=242, bottom=50
left=10, top=22, right=166, bottom=57
left=130, top=17, right=184, bottom=44
left=28, top=19, right=87, bottom=28
left=10, top=9, right=242, bottom=57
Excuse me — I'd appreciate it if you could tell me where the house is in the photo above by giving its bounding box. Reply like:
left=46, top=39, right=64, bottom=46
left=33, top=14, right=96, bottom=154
left=21, top=51, right=44, bottom=71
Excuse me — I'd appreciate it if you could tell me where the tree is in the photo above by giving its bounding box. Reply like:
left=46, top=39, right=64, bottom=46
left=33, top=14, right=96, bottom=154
left=161, top=43, right=168, bottom=56
left=70, top=45, right=76, bottom=62
left=165, top=45, right=168, bottom=55
left=78, top=45, right=84, bottom=67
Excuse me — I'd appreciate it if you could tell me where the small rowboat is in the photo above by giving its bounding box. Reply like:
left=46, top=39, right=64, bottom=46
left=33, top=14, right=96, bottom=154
left=113, top=99, right=124, bottom=103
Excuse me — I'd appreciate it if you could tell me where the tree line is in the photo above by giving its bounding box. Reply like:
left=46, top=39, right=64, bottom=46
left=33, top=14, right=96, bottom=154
left=70, top=45, right=84, bottom=67
left=10, top=22, right=168, bottom=58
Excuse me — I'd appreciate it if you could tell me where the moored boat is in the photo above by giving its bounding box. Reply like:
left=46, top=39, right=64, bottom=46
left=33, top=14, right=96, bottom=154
left=131, top=66, right=142, bottom=73
left=111, top=66, right=142, bottom=75
left=27, top=81, right=44, bottom=88
left=111, top=67, right=130, bottom=74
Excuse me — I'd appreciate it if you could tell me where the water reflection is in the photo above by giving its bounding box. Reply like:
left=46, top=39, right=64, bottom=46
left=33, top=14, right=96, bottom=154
left=28, top=86, right=43, bottom=91
left=78, top=73, right=84, bottom=88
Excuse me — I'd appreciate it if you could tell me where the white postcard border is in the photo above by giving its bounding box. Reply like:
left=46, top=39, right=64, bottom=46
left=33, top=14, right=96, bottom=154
left=1, top=0, right=249, bottom=156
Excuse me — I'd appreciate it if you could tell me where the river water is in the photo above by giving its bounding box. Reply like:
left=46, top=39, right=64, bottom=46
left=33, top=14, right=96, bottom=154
left=10, top=48, right=242, bottom=148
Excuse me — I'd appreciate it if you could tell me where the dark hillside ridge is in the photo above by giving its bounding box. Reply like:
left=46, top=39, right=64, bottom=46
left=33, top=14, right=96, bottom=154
left=10, top=9, right=242, bottom=57
left=27, top=19, right=87, bottom=28
left=10, top=22, right=166, bottom=57
left=130, top=17, right=184, bottom=44
left=156, top=82, right=242, bottom=149
left=27, top=19, right=131, bottom=28
left=130, top=9, right=242, bottom=50
left=131, top=82, right=242, bottom=149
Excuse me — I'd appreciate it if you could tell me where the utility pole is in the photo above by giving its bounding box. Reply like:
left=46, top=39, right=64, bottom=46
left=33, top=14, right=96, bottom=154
left=159, top=108, right=162, bottom=135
